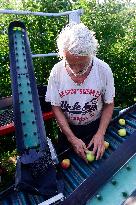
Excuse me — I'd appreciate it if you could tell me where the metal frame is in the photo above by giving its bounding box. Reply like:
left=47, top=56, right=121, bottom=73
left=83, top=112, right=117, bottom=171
left=0, top=8, right=83, bottom=58
left=61, top=104, right=136, bottom=205
left=62, top=130, right=136, bottom=205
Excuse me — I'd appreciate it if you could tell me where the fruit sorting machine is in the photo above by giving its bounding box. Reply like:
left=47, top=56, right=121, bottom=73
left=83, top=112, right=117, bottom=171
left=0, top=21, right=136, bottom=205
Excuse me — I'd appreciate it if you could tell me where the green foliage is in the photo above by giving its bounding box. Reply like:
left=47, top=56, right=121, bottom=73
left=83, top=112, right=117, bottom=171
left=0, top=0, right=72, bottom=97
left=0, top=0, right=135, bottom=107
left=0, top=149, right=17, bottom=191
left=73, top=0, right=136, bottom=107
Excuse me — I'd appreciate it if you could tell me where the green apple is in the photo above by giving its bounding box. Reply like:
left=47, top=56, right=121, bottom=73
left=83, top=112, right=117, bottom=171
left=118, top=118, right=126, bottom=126
left=118, top=128, right=127, bottom=137
left=61, top=159, right=71, bottom=169
left=104, top=141, right=110, bottom=149
left=86, top=151, right=95, bottom=162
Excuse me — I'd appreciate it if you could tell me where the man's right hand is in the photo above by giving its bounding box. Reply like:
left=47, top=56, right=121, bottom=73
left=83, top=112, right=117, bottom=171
left=52, top=106, right=88, bottom=162
left=71, top=138, right=88, bottom=163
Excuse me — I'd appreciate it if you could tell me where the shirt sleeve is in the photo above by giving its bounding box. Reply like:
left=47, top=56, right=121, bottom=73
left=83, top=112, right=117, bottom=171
left=102, top=66, right=115, bottom=104
left=45, top=68, right=61, bottom=106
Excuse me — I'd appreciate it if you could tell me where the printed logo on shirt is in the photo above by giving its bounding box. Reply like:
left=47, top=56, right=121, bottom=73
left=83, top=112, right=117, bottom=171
left=60, top=88, right=102, bottom=123
left=61, top=97, right=98, bottom=115
left=59, top=89, right=101, bottom=98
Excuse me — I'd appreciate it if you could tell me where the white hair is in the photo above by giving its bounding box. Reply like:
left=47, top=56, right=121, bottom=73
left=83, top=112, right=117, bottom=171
left=57, top=23, right=99, bottom=58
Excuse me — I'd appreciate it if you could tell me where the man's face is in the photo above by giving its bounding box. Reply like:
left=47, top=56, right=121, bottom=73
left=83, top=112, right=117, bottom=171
left=64, top=51, right=91, bottom=75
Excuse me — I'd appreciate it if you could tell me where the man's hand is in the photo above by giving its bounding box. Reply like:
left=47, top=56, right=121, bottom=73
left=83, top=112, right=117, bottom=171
left=71, top=138, right=88, bottom=163
left=87, top=133, right=105, bottom=160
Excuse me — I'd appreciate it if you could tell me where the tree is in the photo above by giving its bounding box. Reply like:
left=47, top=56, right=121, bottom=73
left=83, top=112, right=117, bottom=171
left=0, top=0, right=135, bottom=107
left=72, top=0, right=136, bottom=106
left=0, top=0, right=72, bottom=97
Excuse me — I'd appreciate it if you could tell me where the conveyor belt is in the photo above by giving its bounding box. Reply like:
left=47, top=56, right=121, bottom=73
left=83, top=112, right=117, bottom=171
left=0, top=86, right=53, bottom=136
left=7, top=21, right=61, bottom=197
left=0, top=108, right=54, bottom=136
left=0, top=20, right=136, bottom=204
left=61, top=104, right=136, bottom=205
left=0, top=104, right=136, bottom=205
left=86, top=153, right=136, bottom=205
left=0, top=106, right=14, bottom=127
left=8, top=21, right=51, bottom=153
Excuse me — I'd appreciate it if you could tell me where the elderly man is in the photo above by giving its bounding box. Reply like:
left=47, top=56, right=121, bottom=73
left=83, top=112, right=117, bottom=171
left=46, top=23, right=115, bottom=162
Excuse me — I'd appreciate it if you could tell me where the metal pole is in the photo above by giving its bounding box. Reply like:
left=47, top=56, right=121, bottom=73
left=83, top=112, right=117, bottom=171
left=0, top=8, right=83, bottom=58
left=69, top=10, right=83, bottom=23
left=0, top=9, right=83, bottom=17
left=32, top=53, right=58, bottom=58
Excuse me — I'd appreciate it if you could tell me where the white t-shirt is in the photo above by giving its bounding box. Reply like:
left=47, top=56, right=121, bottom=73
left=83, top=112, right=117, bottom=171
left=45, top=57, right=115, bottom=125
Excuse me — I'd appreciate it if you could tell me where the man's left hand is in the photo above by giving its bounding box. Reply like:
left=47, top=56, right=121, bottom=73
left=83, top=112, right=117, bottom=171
left=87, top=133, right=105, bottom=160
